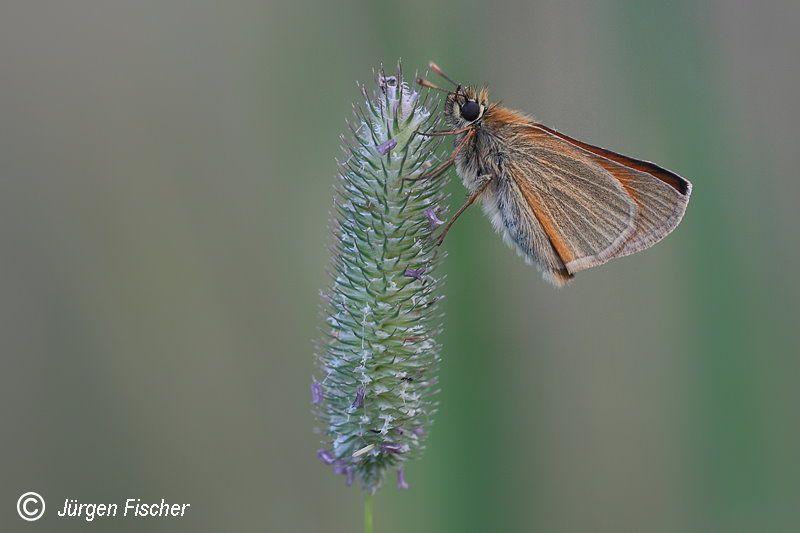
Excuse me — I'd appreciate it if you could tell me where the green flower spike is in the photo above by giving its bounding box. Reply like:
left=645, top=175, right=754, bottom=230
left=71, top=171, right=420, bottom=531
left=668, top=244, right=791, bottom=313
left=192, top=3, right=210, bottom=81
left=313, top=63, right=447, bottom=494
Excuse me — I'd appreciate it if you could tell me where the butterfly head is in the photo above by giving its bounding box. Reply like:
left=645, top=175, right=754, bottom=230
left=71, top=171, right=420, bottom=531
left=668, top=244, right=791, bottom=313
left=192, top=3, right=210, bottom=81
left=416, top=62, right=490, bottom=128
left=444, top=85, right=489, bottom=127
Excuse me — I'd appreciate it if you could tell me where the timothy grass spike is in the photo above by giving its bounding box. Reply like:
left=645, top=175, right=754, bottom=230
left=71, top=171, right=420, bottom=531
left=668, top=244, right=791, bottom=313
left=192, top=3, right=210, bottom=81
left=313, top=62, right=447, bottom=493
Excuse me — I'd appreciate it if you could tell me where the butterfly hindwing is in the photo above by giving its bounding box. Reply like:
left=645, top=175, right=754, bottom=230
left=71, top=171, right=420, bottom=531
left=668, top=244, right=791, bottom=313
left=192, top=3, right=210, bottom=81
left=498, top=123, right=690, bottom=275
left=504, top=125, right=638, bottom=273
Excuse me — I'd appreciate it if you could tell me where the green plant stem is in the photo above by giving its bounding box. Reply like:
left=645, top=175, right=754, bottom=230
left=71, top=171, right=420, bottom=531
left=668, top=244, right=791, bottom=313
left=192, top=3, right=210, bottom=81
left=364, top=492, right=373, bottom=533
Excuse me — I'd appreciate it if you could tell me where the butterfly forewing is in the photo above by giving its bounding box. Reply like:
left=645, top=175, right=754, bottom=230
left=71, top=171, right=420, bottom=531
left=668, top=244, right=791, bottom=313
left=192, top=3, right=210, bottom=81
left=531, top=125, right=691, bottom=259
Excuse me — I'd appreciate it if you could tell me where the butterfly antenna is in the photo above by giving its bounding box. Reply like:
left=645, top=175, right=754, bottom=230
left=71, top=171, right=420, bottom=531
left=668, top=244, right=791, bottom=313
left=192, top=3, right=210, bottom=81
left=416, top=77, right=450, bottom=94
left=429, top=61, right=460, bottom=87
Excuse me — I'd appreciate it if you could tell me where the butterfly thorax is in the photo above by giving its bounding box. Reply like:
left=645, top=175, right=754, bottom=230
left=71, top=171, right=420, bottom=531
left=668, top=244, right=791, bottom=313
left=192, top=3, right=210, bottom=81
left=452, top=105, right=529, bottom=192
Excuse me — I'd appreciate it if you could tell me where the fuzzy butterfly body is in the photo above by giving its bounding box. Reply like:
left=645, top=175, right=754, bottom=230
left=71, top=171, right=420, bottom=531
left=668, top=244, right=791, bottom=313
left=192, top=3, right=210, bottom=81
left=425, top=75, right=691, bottom=287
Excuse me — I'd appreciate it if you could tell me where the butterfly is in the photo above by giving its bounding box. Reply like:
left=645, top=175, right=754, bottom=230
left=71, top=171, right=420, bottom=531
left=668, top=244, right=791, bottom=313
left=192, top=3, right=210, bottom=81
left=415, top=62, right=692, bottom=286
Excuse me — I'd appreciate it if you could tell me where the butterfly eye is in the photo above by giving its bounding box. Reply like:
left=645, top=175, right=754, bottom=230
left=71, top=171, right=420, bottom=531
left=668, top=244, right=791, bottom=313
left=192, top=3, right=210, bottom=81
left=460, top=100, right=481, bottom=121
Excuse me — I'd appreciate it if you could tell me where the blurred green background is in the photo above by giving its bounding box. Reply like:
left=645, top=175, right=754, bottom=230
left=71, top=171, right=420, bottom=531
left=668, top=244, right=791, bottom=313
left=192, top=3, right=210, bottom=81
left=1, top=1, right=798, bottom=532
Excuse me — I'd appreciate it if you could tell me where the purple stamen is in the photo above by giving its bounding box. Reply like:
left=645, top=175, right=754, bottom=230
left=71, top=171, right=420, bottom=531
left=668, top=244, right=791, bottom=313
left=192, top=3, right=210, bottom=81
left=333, top=461, right=355, bottom=487
left=351, top=386, right=366, bottom=409
left=403, top=267, right=424, bottom=281
left=376, top=138, right=397, bottom=155
left=424, top=207, right=445, bottom=228
left=413, top=426, right=425, bottom=437
left=311, top=377, right=324, bottom=405
left=382, top=442, right=403, bottom=454
left=317, top=449, right=335, bottom=465
left=397, top=467, right=409, bottom=490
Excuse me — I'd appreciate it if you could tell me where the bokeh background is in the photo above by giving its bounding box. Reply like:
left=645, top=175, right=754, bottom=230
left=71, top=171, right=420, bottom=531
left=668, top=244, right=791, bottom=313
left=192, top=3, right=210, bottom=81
left=2, top=1, right=798, bottom=532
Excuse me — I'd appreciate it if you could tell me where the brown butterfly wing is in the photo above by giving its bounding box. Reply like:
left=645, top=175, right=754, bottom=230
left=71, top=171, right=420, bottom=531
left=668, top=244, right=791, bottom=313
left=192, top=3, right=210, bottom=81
left=504, top=126, right=636, bottom=273
left=533, top=124, right=692, bottom=259
left=505, top=124, right=691, bottom=274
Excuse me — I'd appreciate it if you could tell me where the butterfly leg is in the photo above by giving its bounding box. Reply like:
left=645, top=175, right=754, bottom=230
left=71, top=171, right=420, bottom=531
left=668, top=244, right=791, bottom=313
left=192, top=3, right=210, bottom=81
left=414, top=125, right=473, bottom=137
left=404, top=129, right=474, bottom=182
left=435, top=174, right=494, bottom=246
left=405, top=158, right=453, bottom=183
